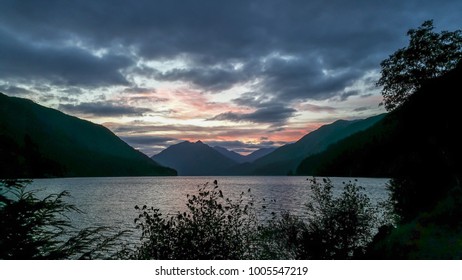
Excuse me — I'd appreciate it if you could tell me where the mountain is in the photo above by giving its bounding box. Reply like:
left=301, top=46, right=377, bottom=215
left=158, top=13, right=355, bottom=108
left=296, top=62, right=462, bottom=180
left=297, top=62, right=462, bottom=221
left=298, top=63, right=462, bottom=259
left=213, top=146, right=247, bottom=163
left=152, top=141, right=237, bottom=175
left=0, top=93, right=176, bottom=178
left=243, top=147, right=276, bottom=163
left=213, top=146, right=276, bottom=163
left=229, top=114, right=385, bottom=175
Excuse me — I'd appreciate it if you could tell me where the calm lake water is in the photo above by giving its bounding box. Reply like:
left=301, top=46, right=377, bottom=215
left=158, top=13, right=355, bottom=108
left=30, top=176, right=390, bottom=233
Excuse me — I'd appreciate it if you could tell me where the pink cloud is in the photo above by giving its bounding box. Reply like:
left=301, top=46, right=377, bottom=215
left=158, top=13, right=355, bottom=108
left=161, top=88, right=250, bottom=120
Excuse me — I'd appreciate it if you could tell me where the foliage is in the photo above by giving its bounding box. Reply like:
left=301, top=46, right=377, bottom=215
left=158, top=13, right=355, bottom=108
left=377, top=20, right=462, bottom=111
left=367, top=187, right=462, bottom=259
left=220, top=178, right=382, bottom=260
left=132, top=181, right=260, bottom=259
left=386, top=177, right=422, bottom=223
left=132, top=179, right=383, bottom=260
left=0, top=178, right=384, bottom=260
left=303, top=178, right=379, bottom=259
left=257, top=211, right=308, bottom=259
left=0, top=179, right=128, bottom=259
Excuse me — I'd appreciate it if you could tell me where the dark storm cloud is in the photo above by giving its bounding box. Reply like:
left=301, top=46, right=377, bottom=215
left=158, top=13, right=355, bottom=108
left=155, top=65, right=251, bottom=92
left=258, top=56, right=364, bottom=101
left=209, top=105, right=297, bottom=125
left=1, top=0, right=460, bottom=102
left=220, top=91, right=298, bottom=125
left=338, top=90, right=361, bottom=101
left=59, top=102, right=152, bottom=117
left=232, top=92, right=272, bottom=108
left=0, top=28, right=130, bottom=87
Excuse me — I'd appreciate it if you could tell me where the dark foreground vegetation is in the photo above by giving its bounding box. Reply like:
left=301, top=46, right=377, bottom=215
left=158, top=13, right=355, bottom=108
left=132, top=178, right=384, bottom=260
left=0, top=178, right=387, bottom=260
left=1, top=173, right=461, bottom=259
left=298, top=20, right=462, bottom=258
left=0, top=179, right=130, bottom=259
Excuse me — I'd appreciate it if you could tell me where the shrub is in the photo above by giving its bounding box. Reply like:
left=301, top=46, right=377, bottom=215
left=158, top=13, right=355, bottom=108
left=132, top=178, right=383, bottom=260
left=303, top=178, right=379, bottom=259
left=0, top=179, right=127, bottom=259
left=132, top=180, right=260, bottom=259
left=257, top=211, right=308, bottom=259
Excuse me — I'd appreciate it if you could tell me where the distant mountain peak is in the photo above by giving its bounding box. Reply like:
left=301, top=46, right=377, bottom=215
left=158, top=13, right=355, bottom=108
left=152, top=141, right=236, bottom=175
left=152, top=112, right=384, bottom=177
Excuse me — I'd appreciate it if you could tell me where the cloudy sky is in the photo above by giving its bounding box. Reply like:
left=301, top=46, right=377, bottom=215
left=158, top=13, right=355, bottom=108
left=1, top=0, right=460, bottom=155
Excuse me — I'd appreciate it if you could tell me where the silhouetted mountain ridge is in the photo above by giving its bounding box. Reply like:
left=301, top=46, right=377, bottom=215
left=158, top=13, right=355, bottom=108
left=213, top=146, right=247, bottom=163
left=213, top=146, right=276, bottom=164
left=228, top=114, right=385, bottom=175
left=152, top=141, right=237, bottom=175
left=297, top=62, right=462, bottom=181
left=152, top=114, right=384, bottom=176
left=0, top=93, right=176, bottom=178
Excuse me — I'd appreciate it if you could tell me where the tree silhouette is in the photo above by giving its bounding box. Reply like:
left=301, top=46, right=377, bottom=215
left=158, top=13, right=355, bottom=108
left=304, top=178, right=378, bottom=259
left=0, top=179, right=127, bottom=259
left=377, top=20, right=462, bottom=111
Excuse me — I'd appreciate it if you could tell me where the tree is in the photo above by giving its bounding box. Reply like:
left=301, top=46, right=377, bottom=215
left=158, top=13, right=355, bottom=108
left=377, top=20, right=462, bottom=111
left=304, top=178, right=378, bottom=259
left=0, top=179, right=127, bottom=259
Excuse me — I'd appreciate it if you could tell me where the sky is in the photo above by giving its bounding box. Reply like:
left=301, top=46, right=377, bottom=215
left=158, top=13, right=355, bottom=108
left=0, top=0, right=461, bottom=156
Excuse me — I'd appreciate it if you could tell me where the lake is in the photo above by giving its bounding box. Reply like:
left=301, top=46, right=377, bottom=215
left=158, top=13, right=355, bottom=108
left=30, top=176, right=390, bottom=234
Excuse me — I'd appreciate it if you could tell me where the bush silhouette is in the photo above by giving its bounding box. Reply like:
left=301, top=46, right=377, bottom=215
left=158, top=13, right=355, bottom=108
left=132, top=179, right=381, bottom=260
left=0, top=179, right=128, bottom=259
left=132, top=180, right=260, bottom=259
left=304, top=178, right=379, bottom=259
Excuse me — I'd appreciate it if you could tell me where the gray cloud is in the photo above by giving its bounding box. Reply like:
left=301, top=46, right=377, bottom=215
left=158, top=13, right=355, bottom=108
left=0, top=85, right=34, bottom=95
left=353, top=107, right=370, bottom=112
left=155, top=65, right=251, bottom=92
left=209, top=105, right=297, bottom=125
left=258, top=56, right=364, bottom=101
left=338, top=90, right=361, bottom=101
left=232, top=92, right=274, bottom=108
left=105, top=121, right=281, bottom=141
left=1, top=0, right=460, bottom=115
left=59, top=102, right=152, bottom=117
left=122, top=86, right=156, bottom=94
left=0, top=28, right=131, bottom=88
